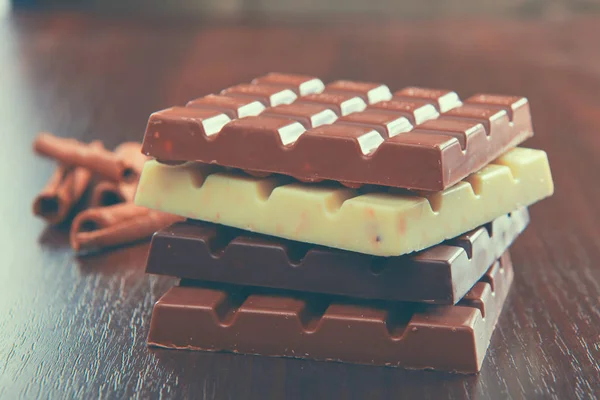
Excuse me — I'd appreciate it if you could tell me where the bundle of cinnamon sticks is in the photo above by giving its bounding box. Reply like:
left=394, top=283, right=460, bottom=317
left=33, top=132, right=183, bottom=254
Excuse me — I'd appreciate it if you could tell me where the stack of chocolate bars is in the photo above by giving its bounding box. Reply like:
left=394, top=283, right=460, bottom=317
left=134, top=73, right=554, bottom=373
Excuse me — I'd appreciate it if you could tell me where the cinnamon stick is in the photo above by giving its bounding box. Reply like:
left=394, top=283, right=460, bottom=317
left=89, top=181, right=127, bottom=207
left=89, top=142, right=149, bottom=207
left=33, top=132, right=137, bottom=182
left=70, top=203, right=183, bottom=253
left=32, top=165, right=92, bottom=224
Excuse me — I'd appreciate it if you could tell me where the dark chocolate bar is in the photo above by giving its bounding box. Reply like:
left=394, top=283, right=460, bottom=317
left=147, top=252, right=514, bottom=373
left=141, top=73, right=533, bottom=191
left=145, top=208, right=528, bottom=304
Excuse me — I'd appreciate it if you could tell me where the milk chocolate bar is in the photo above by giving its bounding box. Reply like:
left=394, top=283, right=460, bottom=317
left=141, top=74, right=533, bottom=191
left=147, top=252, right=514, bottom=373
left=135, top=147, right=553, bottom=256
left=146, top=209, right=528, bottom=304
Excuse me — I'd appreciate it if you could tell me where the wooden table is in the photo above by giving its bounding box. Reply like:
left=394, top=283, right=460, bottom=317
left=1, top=10, right=599, bottom=399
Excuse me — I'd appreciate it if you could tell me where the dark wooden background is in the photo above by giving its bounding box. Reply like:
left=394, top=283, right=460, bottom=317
left=1, top=8, right=600, bottom=400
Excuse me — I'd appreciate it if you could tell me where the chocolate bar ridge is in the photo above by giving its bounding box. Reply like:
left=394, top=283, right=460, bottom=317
left=147, top=252, right=514, bottom=373
left=141, top=74, right=533, bottom=191
left=146, top=208, right=528, bottom=304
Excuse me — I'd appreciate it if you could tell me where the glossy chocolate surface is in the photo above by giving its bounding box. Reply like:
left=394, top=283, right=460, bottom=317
left=251, top=73, right=326, bottom=96
left=186, top=94, right=266, bottom=118
left=323, top=80, right=393, bottom=103
left=220, top=83, right=298, bottom=106
left=145, top=209, right=528, bottom=304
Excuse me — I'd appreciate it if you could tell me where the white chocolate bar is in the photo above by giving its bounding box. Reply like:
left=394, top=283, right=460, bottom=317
left=135, top=147, right=553, bottom=256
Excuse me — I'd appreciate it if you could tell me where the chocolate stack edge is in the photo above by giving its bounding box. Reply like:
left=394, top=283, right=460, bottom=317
left=145, top=208, right=528, bottom=304
left=147, top=252, right=514, bottom=373
left=137, top=74, right=550, bottom=373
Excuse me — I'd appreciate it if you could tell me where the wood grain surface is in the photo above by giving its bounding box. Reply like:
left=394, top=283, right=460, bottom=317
left=0, top=10, right=599, bottom=400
